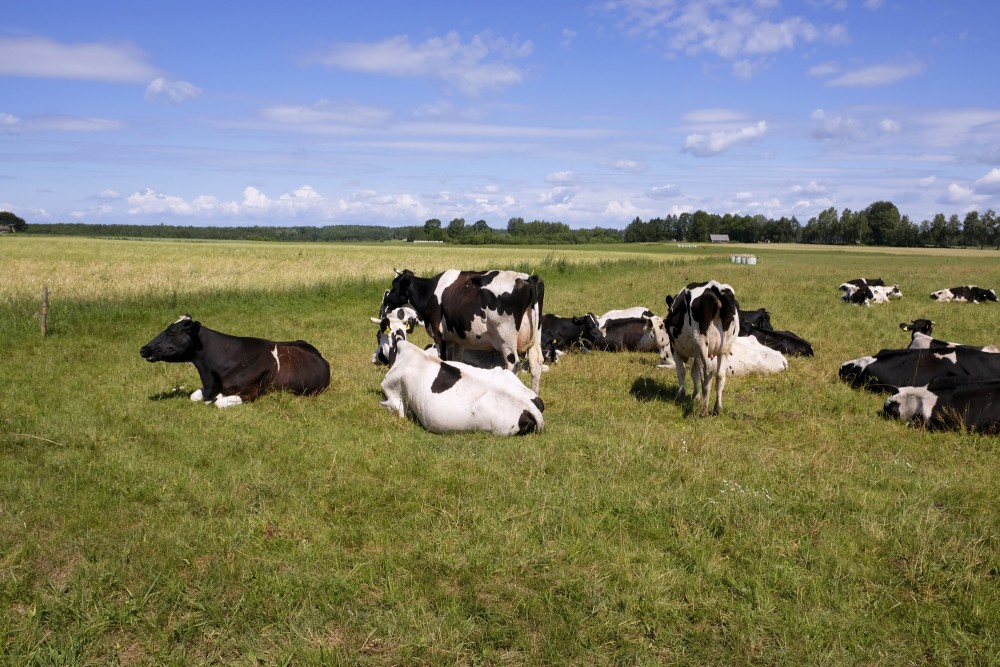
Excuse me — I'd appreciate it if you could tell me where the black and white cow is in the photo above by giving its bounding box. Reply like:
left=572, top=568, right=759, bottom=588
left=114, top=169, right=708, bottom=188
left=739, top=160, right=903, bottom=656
left=929, top=285, right=998, bottom=303
left=139, top=315, right=330, bottom=407
left=870, top=284, right=903, bottom=303
left=601, top=315, right=673, bottom=367
left=899, top=319, right=999, bottom=352
left=738, top=307, right=773, bottom=335
left=665, top=280, right=740, bottom=416
left=840, top=282, right=876, bottom=305
left=746, top=326, right=815, bottom=357
left=540, top=313, right=606, bottom=362
left=883, top=377, right=1000, bottom=433
left=839, top=346, right=1000, bottom=393
left=381, top=269, right=545, bottom=393
left=598, top=307, right=672, bottom=366
left=370, top=305, right=422, bottom=365
left=379, top=337, right=544, bottom=435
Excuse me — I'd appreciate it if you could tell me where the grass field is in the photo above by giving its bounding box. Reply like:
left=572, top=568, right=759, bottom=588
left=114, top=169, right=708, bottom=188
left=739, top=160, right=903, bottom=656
left=1, top=236, right=999, bottom=665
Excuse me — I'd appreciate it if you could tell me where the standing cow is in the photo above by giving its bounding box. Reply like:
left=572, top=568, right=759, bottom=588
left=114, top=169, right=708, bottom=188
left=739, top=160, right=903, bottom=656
left=380, top=269, right=545, bottom=394
left=139, top=315, right=330, bottom=407
left=665, top=281, right=740, bottom=416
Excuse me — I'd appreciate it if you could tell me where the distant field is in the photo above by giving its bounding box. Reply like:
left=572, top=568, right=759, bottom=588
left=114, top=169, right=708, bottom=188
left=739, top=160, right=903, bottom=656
left=1, top=237, right=999, bottom=665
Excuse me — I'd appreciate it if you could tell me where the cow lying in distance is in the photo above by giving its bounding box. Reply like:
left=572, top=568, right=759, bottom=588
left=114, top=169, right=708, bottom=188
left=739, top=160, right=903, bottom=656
left=900, top=319, right=1000, bottom=352
left=602, top=315, right=673, bottom=367
left=839, top=346, right=1000, bottom=393
left=883, top=377, right=1000, bottom=433
left=140, top=315, right=330, bottom=407
left=379, top=337, right=544, bottom=436
left=726, top=335, right=787, bottom=376
left=840, top=282, right=875, bottom=305
left=381, top=268, right=545, bottom=393
left=666, top=280, right=739, bottom=416
left=540, top=313, right=606, bottom=362
left=930, top=285, right=998, bottom=303
left=870, top=284, right=903, bottom=303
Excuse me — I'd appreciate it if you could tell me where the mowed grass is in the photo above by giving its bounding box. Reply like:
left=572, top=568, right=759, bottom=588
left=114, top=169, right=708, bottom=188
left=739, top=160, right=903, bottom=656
left=1, top=237, right=999, bottom=665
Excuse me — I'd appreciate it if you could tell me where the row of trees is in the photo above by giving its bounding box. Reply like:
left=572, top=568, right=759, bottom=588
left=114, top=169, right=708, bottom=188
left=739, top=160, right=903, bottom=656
left=8, top=201, right=1000, bottom=248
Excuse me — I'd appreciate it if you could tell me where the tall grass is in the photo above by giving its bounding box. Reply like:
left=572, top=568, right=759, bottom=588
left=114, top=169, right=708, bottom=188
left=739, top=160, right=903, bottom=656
left=1, top=238, right=999, bottom=665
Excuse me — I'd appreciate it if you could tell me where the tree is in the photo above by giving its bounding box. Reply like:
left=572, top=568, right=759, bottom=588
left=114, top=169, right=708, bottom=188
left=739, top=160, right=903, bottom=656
left=963, top=210, right=985, bottom=248
left=446, top=217, right=466, bottom=241
left=865, top=201, right=900, bottom=246
left=982, top=209, right=999, bottom=249
left=0, top=211, right=27, bottom=232
left=423, top=218, right=445, bottom=241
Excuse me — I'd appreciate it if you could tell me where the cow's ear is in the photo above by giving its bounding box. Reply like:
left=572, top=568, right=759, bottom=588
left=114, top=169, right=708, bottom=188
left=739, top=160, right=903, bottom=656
left=406, top=319, right=416, bottom=334
left=665, top=294, right=674, bottom=308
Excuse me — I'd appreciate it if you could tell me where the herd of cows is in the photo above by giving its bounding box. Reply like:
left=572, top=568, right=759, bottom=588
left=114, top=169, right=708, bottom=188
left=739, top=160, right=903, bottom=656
left=137, top=268, right=1000, bottom=436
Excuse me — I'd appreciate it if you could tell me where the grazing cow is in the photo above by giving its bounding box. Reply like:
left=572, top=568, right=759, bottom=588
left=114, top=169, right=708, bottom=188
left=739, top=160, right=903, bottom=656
left=370, top=306, right=422, bottom=365
left=747, top=326, right=815, bottom=357
left=665, top=280, right=740, bottom=416
left=139, top=315, right=330, bottom=407
left=839, top=346, right=1000, bottom=393
left=379, top=338, right=544, bottom=436
left=738, top=307, right=773, bottom=335
left=540, top=313, right=606, bottom=362
left=883, top=377, right=1000, bottom=433
left=601, top=314, right=673, bottom=367
left=930, top=286, right=998, bottom=303
left=727, top=335, right=788, bottom=376
left=898, top=319, right=999, bottom=353
left=380, top=269, right=545, bottom=393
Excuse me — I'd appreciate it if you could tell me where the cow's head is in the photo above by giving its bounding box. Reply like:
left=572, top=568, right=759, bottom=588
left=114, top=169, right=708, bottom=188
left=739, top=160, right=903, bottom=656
left=382, top=269, right=417, bottom=313
left=886, top=285, right=903, bottom=299
left=900, top=319, right=934, bottom=335
left=140, top=315, right=201, bottom=363
left=985, top=289, right=998, bottom=302
left=370, top=314, right=414, bottom=366
left=883, top=386, right=935, bottom=424
left=575, top=313, right=607, bottom=350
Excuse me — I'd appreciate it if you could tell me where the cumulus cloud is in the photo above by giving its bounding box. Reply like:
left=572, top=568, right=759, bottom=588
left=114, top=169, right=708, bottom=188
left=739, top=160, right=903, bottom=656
left=0, top=36, right=160, bottom=82
left=546, top=170, right=575, bottom=184
left=810, top=109, right=863, bottom=141
left=145, top=78, right=202, bottom=104
left=825, top=60, right=924, bottom=87
left=313, top=31, right=532, bottom=95
left=605, top=1, right=846, bottom=77
left=610, top=159, right=647, bottom=172
left=682, top=120, right=767, bottom=156
left=918, top=175, right=938, bottom=188
left=974, top=168, right=1000, bottom=194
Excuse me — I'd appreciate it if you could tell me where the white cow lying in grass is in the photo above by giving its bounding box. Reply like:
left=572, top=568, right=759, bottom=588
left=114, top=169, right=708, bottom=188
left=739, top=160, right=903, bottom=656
left=726, top=335, right=788, bottom=376
left=380, top=338, right=544, bottom=436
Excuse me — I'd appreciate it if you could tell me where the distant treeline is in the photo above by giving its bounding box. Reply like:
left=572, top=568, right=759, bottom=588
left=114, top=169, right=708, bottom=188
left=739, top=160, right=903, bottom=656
left=16, top=200, right=1000, bottom=248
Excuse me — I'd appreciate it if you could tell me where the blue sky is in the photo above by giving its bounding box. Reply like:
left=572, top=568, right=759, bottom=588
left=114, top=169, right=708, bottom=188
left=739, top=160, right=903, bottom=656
left=2, top=1, right=999, bottom=229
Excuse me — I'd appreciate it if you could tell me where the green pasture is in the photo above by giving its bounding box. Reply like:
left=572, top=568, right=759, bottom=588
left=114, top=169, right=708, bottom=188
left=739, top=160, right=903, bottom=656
left=1, top=237, right=998, bottom=665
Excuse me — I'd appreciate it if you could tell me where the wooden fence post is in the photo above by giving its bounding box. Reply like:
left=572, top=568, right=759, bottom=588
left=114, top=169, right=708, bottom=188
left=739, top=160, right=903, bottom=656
left=41, top=285, right=48, bottom=337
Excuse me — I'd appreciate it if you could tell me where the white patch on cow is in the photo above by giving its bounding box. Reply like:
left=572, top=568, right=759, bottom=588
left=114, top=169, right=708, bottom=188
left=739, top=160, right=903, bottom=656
left=841, top=355, right=876, bottom=373
left=727, top=336, right=788, bottom=376
left=190, top=388, right=203, bottom=402
left=271, top=345, right=281, bottom=372
left=933, top=351, right=958, bottom=364
left=885, top=385, right=938, bottom=423
left=598, top=307, right=653, bottom=331
left=214, top=394, right=244, bottom=408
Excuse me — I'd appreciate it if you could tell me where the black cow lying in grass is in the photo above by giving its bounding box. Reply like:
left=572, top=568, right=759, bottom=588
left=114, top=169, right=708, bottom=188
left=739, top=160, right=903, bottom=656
left=140, top=315, right=330, bottom=407
left=883, top=377, right=1000, bottom=433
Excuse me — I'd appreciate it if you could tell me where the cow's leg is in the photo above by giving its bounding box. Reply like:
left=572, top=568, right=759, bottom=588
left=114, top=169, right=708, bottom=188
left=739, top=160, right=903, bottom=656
left=673, top=353, right=687, bottom=401
left=712, top=356, right=727, bottom=415
left=379, top=376, right=406, bottom=417
left=525, top=338, right=544, bottom=394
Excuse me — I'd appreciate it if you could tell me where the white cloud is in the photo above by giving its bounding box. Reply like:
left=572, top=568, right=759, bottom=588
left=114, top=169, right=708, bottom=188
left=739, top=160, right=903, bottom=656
left=647, top=184, right=681, bottom=198
left=682, top=120, right=767, bottom=156
left=878, top=118, right=901, bottom=133
left=918, top=176, right=938, bottom=188
left=944, top=183, right=977, bottom=203
left=682, top=108, right=748, bottom=125
left=974, top=168, right=1000, bottom=194
left=610, top=159, right=647, bottom=172
left=825, top=60, right=924, bottom=87
left=606, top=1, right=845, bottom=77
left=0, top=36, right=160, bottom=82
left=145, top=78, right=202, bottom=104
left=260, top=100, right=392, bottom=127
left=314, top=31, right=532, bottom=95
left=808, top=61, right=840, bottom=78
left=546, top=170, right=575, bottom=183
left=810, top=109, right=862, bottom=141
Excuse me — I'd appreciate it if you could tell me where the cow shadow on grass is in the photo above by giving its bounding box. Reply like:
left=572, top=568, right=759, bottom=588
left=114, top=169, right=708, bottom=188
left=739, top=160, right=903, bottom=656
left=630, top=376, right=693, bottom=410
left=148, top=387, right=191, bottom=401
